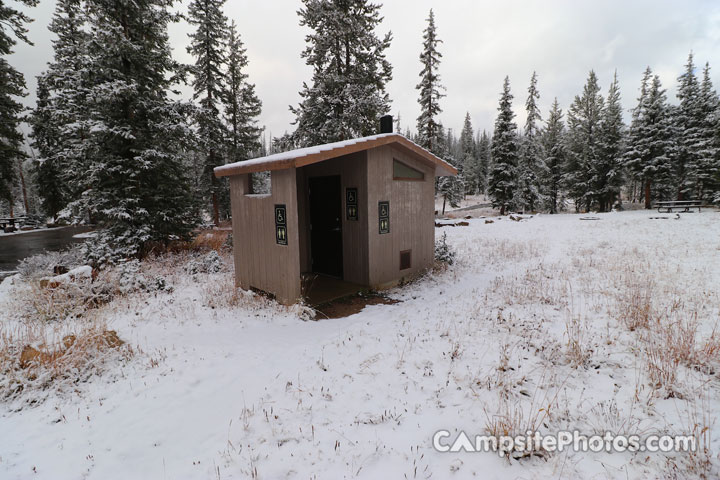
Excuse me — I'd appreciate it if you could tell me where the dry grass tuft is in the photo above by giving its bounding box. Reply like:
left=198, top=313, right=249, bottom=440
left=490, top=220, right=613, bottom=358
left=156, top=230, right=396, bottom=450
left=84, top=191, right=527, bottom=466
left=0, top=322, right=133, bottom=403
left=616, top=280, right=655, bottom=331
left=191, top=230, right=230, bottom=251
left=564, top=311, right=591, bottom=368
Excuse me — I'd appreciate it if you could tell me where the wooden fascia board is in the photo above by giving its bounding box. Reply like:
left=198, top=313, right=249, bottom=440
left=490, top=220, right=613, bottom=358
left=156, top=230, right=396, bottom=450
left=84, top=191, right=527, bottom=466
left=214, top=134, right=457, bottom=178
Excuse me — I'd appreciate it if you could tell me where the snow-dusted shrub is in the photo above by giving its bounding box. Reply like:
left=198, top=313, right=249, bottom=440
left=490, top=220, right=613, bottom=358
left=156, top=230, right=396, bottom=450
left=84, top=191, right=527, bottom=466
left=434, top=232, right=456, bottom=265
left=0, top=321, right=133, bottom=404
left=186, top=250, right=224, bottom=275
left=100, top=259, right=173, bottom=296
left=17, top=246, right=86, bottom=281
left=82, top=230, right=140, bottom=267
left=13, top=260, right=173, bottom=323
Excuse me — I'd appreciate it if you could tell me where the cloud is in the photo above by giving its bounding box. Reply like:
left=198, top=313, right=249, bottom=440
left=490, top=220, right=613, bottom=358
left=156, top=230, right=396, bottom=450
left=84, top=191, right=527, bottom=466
left=9, top=0, right=720, bottom=141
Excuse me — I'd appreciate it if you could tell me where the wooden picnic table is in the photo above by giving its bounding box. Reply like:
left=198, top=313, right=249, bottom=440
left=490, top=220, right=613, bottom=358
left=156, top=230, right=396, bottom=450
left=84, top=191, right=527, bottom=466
left=655, top=200, right=702, bottom=213
left=0, top=216, right=27, bottom=233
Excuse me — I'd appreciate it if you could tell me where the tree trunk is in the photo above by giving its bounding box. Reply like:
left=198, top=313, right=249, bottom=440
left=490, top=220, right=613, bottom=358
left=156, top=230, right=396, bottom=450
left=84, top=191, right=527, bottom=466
left=644, top=179, right=652, bottom=209
left=17, top=158, right=29, bottom=215
left=212, top=189, right=219, bottom=226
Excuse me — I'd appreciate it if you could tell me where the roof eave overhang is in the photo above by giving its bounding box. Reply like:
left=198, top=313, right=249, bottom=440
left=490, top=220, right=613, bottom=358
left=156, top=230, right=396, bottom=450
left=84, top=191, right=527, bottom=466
left=214, top=134, right=458, bottom=178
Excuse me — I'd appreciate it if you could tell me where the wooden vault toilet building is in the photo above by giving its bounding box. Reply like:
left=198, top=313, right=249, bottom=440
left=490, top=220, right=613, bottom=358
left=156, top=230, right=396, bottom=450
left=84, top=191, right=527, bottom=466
left=214, top=128, right=457, bottom=305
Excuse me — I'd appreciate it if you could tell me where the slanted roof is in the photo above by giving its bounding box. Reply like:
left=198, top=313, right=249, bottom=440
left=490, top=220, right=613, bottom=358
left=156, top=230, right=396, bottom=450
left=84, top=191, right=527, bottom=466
left=214, top=133, right=458, bottom=178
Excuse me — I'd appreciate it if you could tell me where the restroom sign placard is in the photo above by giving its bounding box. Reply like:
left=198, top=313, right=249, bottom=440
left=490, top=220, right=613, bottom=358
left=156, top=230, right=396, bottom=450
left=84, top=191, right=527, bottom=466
left=346, top=188, right=358, bottom=221
left=378, top=201, right=390, bottom=234
left=275, top=204, right=288, bottom=245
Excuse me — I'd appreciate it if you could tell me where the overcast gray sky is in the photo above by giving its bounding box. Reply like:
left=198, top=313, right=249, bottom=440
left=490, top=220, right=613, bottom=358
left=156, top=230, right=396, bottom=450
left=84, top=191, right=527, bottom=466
left=9, top=0, right=720, bottom=141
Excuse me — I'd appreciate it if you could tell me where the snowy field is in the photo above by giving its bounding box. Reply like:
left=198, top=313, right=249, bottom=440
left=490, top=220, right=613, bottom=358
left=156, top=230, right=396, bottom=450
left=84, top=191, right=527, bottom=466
left=1, top=210, right=720, bottom=479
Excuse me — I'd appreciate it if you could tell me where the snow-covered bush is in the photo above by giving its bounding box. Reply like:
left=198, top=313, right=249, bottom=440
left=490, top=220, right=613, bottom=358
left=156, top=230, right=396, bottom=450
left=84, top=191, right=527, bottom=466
left=434, top=232, right=456, bottom=265
left=106, top=259, right=173, bottom=296
left=17, top=246, right=86, bottom=281
left=12, top=259, right=173, bottom=323
left=186, top=250, right=224, bottom=275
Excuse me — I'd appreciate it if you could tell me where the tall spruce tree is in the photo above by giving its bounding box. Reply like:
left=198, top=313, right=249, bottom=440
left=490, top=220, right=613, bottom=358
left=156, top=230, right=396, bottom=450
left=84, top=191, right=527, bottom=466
left=435, top=123, right=464, bottom=213
left=224, top=20, right=262, bottom=162
left=416, top=9, right=444, bottom=151
left=81, top=0, right=199, bottom=262
left=488, top=76, right=519, bottom=215
left=695, top=63, right=719, bottom=201
left=475, top=130, right=491, bottom=194
left=0, top=0, right=38, bottom=216
left=187, top=0, right=230, bottom=225
left=291, top=0, right=392, bottom=146
left=29, top=0, right=89, bottom=221
left=564, top=70, right=604, bottom=212
left=624, top=73, right=676, bottom=208
left=624, top=67, right=652, bottom=204
left=675, top=53, right=704, bottom=200
left=29, top=77, right=66, bottom=220
left=541, top=98, right=566, bottom=213
left=459, top=112, right=480, bottom=194
left=516, top=71, right=544, bottom=212
left=594, top=71, right=624, bottom=212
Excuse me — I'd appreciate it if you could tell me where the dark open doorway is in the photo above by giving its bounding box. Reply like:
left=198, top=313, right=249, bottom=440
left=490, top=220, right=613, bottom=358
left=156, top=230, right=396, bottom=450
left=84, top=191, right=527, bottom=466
left=309, top=175, right=343, bottom=278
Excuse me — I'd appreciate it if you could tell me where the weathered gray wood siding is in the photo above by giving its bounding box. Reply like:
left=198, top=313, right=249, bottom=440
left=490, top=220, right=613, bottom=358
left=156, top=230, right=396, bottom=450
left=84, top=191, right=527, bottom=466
left=296, top=151, right=369, bottom=285
left=366, top=145, right=435, bottom=287
left=229, top=169, right=301, bottom=304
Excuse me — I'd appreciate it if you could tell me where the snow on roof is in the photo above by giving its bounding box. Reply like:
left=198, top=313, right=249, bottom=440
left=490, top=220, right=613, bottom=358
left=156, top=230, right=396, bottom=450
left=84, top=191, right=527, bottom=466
left=214, top=133, right=457, bottom=178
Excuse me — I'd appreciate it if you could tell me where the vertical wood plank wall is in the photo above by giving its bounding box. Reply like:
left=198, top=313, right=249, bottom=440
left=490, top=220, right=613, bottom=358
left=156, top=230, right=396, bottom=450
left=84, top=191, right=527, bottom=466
left=229, top=169, right=301, bottom=304
left=227, top=144, right=438, bottom=304
left=366, top=145, right=435, bottom=287
left=296, top=151, right=369, bottom=285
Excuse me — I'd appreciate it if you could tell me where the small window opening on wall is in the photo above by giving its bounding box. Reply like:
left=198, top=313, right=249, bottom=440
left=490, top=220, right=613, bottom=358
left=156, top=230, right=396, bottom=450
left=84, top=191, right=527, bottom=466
left=247, top=171, right=272, bottom=195
left=393, top=159, right=424, bottom=181
left=400, top=249, right=412, bottom=270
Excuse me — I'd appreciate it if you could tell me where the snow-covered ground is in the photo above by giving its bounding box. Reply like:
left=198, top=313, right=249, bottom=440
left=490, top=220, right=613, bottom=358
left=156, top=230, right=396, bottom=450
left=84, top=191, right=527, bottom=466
left=1, top=210, right=719, bottom=479
left=434, top=194, right=490, bottom=213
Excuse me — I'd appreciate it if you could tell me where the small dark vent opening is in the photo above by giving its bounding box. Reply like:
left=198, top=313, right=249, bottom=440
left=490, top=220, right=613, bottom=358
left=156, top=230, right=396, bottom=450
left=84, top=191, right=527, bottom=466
left=400, top=250, right=412, bottom=270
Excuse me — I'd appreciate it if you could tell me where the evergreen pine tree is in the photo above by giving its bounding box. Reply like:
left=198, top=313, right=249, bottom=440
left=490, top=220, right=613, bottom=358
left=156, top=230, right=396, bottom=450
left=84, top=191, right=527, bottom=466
left=475, top=130, right=491, bottom=194
left=458, top=112, right=479, bottom=194
left=416, top=9, right=444, bottom=151
left=29, top=77, right=67, bottom=220
left=564, top=70, right=604, bottom=212
left=516, top=71, right=544, bottom=212
left=695, top=62, right=720, bottom=201
left=675, top=53, right=704, bottom=200
left=224, top=20, right=262, bottom=161
left=594, top=71, right=624, bottom=212
left=291, top=0, right=392, bottom=146
left=624, top=67, right=652, bottom=204
left=81, top=0, right=199, bottom=262
left=221, top=19, right=262, bottom=219
left=0, top=0, right=38, bottom=215
left=187, top=0, right=230, bottom=225
left=541, top=98, right=566, bottom=213
left=624, top=73, right=676, bottom=208
left=488, top=76, right=519, bottom=215
left=29, top=0, right=89, bottom=221
left=435, top=124, right=464, bottom=213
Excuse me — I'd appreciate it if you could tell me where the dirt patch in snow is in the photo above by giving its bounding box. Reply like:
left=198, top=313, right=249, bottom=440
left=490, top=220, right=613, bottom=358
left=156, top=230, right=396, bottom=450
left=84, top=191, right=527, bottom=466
left=314, top=292, right=400, bottom=319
